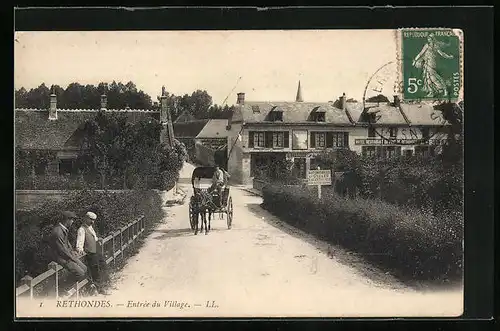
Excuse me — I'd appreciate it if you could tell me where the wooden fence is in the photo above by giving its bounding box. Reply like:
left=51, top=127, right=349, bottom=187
left=15, top=215, right=146, bottom=300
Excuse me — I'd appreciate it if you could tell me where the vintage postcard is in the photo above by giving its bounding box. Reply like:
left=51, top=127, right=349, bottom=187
left=14, top=28, right=464, bottom=318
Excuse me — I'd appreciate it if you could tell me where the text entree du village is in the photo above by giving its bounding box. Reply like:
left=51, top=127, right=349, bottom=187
left=55, top=300, right=192, bottom=309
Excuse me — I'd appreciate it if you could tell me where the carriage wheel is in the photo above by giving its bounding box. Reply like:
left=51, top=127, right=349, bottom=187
left=227, top=196, right=233, bottom=229
left=189, top=203, right=196, bottom=230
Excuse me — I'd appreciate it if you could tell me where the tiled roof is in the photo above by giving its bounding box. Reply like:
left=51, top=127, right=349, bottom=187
left=399, top=103, right=450, bottom=126
left=363, top=103, right=408, bottom=125
left=195, top=119, right=228, bottom=139
left=362, top=102, right=450, bottom=126
left=173, top=120, right=210, bottom=138
left=238, top=101, right=353, bottom=125
left=15, top=109, right=160, bottom=150
left=237, top=99, right=450, bottom=127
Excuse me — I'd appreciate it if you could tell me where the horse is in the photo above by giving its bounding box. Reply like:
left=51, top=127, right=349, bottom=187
left=191, top=189, right=218, bottom=235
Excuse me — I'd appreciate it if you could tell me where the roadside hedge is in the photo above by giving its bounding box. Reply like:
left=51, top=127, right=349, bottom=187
left=15, top=189, right=165, bottom=284
left=262, top=184, right=463, bottom=283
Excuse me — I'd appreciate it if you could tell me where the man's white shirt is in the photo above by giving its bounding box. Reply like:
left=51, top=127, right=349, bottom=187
left=76, top=225, right=98, bottom=253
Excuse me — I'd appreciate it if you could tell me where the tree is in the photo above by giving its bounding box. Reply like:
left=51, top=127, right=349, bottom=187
left=15, top=81, right=153, bottom=110
left=365, top=94, right=390, bottom=103
left=15, top=83, right=51, bottom=109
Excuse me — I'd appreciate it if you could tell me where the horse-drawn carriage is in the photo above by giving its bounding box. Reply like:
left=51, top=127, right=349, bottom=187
left=188, top=166, right=233, bottom=234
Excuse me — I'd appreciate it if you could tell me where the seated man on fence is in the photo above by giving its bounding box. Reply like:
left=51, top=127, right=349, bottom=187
left=48, top=211, right=88, bottom=284
left=209, top=165, right=230, bottom=207
left=76, top=211, right=109, bottom=295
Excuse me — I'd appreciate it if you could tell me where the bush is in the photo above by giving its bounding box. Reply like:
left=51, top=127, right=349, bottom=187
left=262, top=184, right=463, bottom=282
left=15, top=189, right=165, bottom=284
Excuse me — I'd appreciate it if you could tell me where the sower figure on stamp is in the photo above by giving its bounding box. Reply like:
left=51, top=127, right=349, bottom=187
left=76, top=211, right=109, bottom=295
left=48, top=211, right=88, bottom=284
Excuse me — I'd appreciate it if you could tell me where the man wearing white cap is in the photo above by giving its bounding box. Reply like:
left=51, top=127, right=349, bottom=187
left=76, top=211, right=107, bottom=295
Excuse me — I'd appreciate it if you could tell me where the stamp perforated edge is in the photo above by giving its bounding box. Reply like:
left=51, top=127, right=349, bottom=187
left=396, top=27, right=464, bottom=105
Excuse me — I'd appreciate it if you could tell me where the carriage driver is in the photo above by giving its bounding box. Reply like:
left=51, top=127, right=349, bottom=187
left=210, top=165, right=229, bottom=206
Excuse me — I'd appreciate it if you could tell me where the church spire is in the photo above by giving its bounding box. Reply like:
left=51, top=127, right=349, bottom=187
left=295, top=80, right=303, bottom=102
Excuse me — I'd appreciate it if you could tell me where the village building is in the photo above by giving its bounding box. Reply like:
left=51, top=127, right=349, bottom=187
left=193, top=119, right=229, bottom=168
left=226, top=82, right=450, bottom=185
left=15, top=87, right=174, bottom=186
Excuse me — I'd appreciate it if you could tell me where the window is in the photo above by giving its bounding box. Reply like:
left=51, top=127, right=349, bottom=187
left=404, top=149, right=413, bottom=157
left=332, top=132, right=348, bottom=148
left=59, top=159, right=74, bottom=175
left=252, top=105, right=260, bottom=113
left=272, top=132, right=284, bottom=148
left=310, top=132, right=326, bottom=148
left=362, top=146, right=376, bottom=157
left=389, top=127, right=398, bottom=138
left=415, top=146, right=430, bottom=157
left=314, top=112, right=325, bottom=122
left=269, top=110, right=283, bottom=122
left=292, top=130, right=308, bottom=150
left=315, top=132, right=326, bottom=148
left=368, top=127, right=376, bottom=137
left=386, top=146, right=396, bottom=158
left=253, top=132, right=265, bottom=148
left=293, top=157, right=307, bottom=179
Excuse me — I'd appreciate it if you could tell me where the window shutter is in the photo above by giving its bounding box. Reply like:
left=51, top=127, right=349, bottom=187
left=310, top=132, right=316, bottom=148
left=284, top=131, right=289, bottom=148
left=248, top=132, right=254, bottom=147
left=396, top=146, right=402, bottom=157
left=343, top=132, right=349, bottom=148
left=265, top=132, right=273, bottom=148
left=326, top=132, right=333, bottom=148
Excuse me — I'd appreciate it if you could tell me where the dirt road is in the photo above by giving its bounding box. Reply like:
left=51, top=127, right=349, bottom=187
left=19, top=163, right=463, bottom=318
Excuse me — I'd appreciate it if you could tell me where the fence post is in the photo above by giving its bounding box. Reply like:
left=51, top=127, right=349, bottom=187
left=98, top=238, right=105, bottom=260
left=111, top=234, right=116, bottom=267
left=114, top=230, right=122, bottom=261
left=48, top=262, right=59, bottom=299
left=120, top=228, right=124, bottom=258
left=21, top=275, right=34, bottom=300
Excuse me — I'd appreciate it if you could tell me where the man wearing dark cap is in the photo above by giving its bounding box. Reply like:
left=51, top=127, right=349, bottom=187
left=48, top=211, right=87, bottom=282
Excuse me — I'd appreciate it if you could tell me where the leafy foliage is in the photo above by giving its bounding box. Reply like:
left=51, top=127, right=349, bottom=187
left=78, top=111, right=187, bottom=190
left=15, top=190, right=165, bottom=283
left=15, top=82, right=152, bottom=110
left=262, top=184, right=463, bottom=282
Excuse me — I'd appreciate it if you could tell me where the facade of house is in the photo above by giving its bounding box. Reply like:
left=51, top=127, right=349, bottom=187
left=226, top=83, right=450, bottom=185
left=15, top=88, right=174, bottom=182
left=193, top=119, right=229, bottom=169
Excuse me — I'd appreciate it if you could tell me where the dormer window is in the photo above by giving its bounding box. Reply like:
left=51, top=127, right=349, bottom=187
left=252, top=105, right=260, bottom=113
left=310, top=106, right=326, bottom=122
left=269, top=106, right=283, bottom=122
left=315, top=112, right=325, bottom=122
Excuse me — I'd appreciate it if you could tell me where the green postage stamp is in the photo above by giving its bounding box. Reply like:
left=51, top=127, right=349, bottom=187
left=398, top=28, right=463, bottom=102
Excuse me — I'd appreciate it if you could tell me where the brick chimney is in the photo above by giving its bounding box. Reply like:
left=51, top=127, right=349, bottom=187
left=160, top=86, right=168, bottom=123
left=160, top=85, right=175, bottom=147
left=393, top=95, right=401, bottom=107
left=100, top=94, right=107, bottom=111
left=49, top=90, right=57, bottom=120
left=236, top=92, right=245, bottom=105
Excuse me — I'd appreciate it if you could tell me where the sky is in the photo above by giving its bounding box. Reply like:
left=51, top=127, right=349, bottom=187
left=14, top=30, right=397, bottom=106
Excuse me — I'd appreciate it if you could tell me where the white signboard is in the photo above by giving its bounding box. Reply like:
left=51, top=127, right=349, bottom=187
left=307, top=170, right=332, bottom=186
